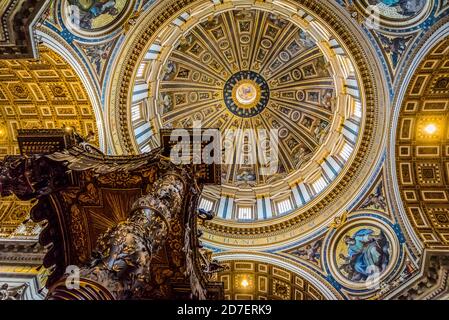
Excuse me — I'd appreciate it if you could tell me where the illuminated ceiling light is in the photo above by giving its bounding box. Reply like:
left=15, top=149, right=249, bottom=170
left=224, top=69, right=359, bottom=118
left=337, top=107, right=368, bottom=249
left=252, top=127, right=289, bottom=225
left=0, top=123, right=6, bottom=139
left=424, top=123, right=437, bottom=135
left=235, top=82, right=258, bottom=106
left=241, top=279, right=249, bottom=288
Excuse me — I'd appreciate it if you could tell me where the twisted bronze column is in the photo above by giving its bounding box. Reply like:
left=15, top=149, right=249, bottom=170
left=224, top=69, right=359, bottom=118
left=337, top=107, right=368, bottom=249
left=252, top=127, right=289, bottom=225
left=47, top=173, right=186, bottom=300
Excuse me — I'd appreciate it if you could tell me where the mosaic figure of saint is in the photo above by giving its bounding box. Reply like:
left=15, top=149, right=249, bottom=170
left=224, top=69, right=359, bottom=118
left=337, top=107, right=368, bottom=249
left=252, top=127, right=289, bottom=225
left=338, top=228, right=390, bottom=282
left=68, top=0, right=120, bottom=30
left=367, top=0, right=426, bottom=18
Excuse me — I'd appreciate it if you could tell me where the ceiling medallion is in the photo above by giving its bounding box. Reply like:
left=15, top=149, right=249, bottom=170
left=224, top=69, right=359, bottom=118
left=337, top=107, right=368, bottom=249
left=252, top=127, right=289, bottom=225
left=327, top=216, right=399, bottom=290
left=224, top=71, right=269, bottom=118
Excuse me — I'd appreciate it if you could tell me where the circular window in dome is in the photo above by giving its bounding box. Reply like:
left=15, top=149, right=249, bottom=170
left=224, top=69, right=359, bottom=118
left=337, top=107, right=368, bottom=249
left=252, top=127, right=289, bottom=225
left=223, top=71, right=269, bottom=117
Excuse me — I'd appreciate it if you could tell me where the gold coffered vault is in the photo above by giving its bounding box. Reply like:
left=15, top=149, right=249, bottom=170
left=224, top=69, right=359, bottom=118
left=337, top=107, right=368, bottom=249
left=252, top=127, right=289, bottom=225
left=0, top=0, right=449, bottom=301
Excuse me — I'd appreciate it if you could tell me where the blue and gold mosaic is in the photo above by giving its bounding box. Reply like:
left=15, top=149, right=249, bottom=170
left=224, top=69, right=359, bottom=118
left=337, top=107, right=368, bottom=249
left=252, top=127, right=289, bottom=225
left=223, top=71, right=269, bottom=118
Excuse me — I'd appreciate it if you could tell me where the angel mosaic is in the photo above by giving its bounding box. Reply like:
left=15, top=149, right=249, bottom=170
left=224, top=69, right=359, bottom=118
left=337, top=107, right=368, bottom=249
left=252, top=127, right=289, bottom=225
left=291, top=239, right=322, bottom=264
left=360, top=182, right=388, bottom=211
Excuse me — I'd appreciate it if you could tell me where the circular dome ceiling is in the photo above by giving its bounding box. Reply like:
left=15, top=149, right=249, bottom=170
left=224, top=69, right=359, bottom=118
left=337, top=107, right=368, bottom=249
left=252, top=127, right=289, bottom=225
left=158, top=10, right=339, bottom=191
left=127, top=5, right=365, bottom=224
left=110, top=0, right=387, bottom=248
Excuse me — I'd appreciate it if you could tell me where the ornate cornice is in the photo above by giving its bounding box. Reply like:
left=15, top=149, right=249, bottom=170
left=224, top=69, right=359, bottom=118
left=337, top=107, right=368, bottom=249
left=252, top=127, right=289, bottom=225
left=0, top=0, right=50, bottom=59
left=389, top=250, right=449, bottom=300
left=0, top=239, right=46, bottom=266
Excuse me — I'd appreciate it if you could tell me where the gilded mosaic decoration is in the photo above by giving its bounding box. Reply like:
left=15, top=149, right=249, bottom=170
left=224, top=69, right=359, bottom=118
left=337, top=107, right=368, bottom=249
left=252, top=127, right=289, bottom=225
left=66, top=0, right=130, bottom=30
left=122, top=0, right=384, bottom=231
left=335, top=226, right=391, bottom=282
left=328, top=217, right=399, bottom=290
left=108, top=0, right=386, bottom=244
left=0, top=0, right=448, bottom=301
left=354, top=0, right=432, bottom=27
left=363, top=0, right=427, bottom=18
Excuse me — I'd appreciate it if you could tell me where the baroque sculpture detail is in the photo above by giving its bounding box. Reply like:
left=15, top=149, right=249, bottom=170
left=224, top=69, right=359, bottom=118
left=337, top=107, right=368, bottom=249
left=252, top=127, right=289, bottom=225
left=0, top=129, right=224, bottom=300
left=71, top=174, right=185, bottom=299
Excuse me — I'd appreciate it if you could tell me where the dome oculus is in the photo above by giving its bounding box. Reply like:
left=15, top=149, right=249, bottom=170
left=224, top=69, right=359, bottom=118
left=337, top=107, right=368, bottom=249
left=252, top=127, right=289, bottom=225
left=224, top=71, right=269, bottom=117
